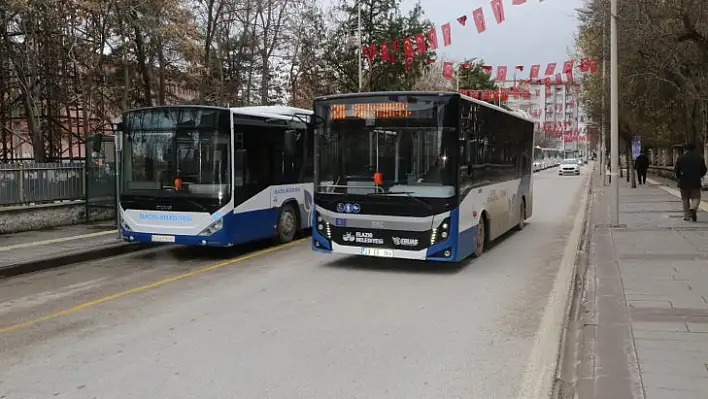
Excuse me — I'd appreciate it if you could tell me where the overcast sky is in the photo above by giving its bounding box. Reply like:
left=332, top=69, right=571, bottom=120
left=322, top=0, right=585, bottom=73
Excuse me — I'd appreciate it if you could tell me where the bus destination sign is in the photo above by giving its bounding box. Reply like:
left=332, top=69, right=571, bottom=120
left=329, top=102, right=413, bottom=120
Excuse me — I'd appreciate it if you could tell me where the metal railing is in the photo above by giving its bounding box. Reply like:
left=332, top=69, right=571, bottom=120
left=0, top=163, right=86, bottom=206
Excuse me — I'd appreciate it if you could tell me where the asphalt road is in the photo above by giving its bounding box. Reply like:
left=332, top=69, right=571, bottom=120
left=0, top=166, right=590, bottom=399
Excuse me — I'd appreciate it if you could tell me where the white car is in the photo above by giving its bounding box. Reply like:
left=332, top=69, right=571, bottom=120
left=559, top=158, right=581, bottom=176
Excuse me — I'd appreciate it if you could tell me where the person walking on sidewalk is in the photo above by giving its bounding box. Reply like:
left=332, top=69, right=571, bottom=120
left=674, top=143, right=707, bottom=221
left=634, top=151, right=649, bottom=184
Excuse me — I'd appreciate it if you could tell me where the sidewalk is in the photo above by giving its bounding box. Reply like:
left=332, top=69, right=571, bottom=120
left=575, top=174, right=708, bottom=398
left=0, top=223, right=148, bottom=277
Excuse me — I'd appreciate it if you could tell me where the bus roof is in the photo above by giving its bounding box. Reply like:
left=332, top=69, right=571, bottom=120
left=314, top=91, right=534, bottom=123
left=235, top=105, right=313, bottom=117
left=123, top=104, right=312, bottom=129
left=230, top=106, right=310, bottom=129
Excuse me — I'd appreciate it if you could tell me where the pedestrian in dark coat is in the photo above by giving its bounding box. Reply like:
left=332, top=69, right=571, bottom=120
left=674, top=143, right=707, bottom=221
left=634, top=151, right=649, bottom=185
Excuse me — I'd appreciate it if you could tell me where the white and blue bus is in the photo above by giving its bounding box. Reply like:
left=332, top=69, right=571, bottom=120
left=311, top=91, right=534, bottom=262
left=118, top=105, right=315, bottom=246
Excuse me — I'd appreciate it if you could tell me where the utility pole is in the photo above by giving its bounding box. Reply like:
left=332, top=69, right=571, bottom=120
left=600, top=9, right=607, bottom=186
left=117, top=35, right=129, bottom=238
left=610, top=0, right=620, bottom=225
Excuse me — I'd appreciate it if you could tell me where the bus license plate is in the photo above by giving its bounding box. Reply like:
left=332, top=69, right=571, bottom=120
left=360, top=247, right=394, bottom=258
left=151, top=235, right=176, bottom=243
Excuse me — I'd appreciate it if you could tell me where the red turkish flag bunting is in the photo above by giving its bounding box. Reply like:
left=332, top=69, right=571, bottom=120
left=529, top=64, right=540, bottom=79
left=491, top=0, right=505, bottom=23
left=363, top=44, right=376, bottom=64
left=562, top=60, right=573, bottom=74
left=380, top=42, right=391, bottom=62
left=441, top=23, right=452, bottom=46
left=512, top=0, right=527, bottom=4
left=544, top=63, right=556, bottom=75
left=457, top=15, right=467, bottom=26
left=443, top=62, right=454, bottom=79
left=473, top=8, right=486, bottom=33
left=496, top=66, right=508, bottom=81
left=427, top=28, right=438, bottom=50
left=403, top=38, right=414, bottom=70
left=403, top=37, right=414, bottom=58
left=515, top=65, right=524, bottom=71
left=415, top=33, right=426, bottom=54
left=482, top=65, right=493, bottom=73
left=589, top=60, right=598, bottom=73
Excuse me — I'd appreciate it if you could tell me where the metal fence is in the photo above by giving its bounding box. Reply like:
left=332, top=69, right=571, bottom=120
left=0, top=163, right=86, bottom=206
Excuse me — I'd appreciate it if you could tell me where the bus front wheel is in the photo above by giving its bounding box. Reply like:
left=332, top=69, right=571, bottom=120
left=277, top=204, right=298, bottom=244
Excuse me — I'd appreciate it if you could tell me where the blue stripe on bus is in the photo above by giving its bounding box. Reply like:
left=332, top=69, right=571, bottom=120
left=122, top=207, right=281, bottom=247
left=425, top=207, right=465, bottom=262
left=311, top=209, right=332, bottom=251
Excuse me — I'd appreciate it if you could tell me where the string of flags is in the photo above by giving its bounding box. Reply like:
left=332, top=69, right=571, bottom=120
left=459, top=67, right=579, bottom=101
left=449, top=57, right=599, bottom=83
left=362, top=0, right=528, bottom=69
left=360, top=0, right=599, bottom=83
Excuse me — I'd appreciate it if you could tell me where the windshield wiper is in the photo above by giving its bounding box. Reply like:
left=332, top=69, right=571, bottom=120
left=367, top=191, right=433, bottom=210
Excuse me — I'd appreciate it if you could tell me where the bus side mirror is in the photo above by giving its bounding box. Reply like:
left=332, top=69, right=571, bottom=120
left=284, top=130, right=297, bottom=155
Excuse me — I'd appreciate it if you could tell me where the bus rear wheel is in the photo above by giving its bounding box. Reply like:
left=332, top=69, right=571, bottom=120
left=515, top=201, right=526, bottom=231
left=473, top=217, right=486, bottom=257
left=277, top=204, right=298, bottom=244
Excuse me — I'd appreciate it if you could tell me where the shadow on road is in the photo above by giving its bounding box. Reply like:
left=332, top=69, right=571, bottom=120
left=322, top=224, right=529, bottom=275
left=131, top=230, right=313, bottom=263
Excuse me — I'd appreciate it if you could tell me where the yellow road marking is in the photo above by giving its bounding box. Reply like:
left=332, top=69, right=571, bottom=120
left=0, top=230, right=118, bottom=252
left=0, top=238, right=308, bottom=334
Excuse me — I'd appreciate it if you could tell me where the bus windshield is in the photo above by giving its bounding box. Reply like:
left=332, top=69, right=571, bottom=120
left=121, top=107, right=231, bottom=203
left=314, top=95, right=457, bottom=198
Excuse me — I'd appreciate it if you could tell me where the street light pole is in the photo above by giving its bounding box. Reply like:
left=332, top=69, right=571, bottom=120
left=117, top=36, right=129, bottom=239
left=609, top=0, right=620, bottom=225
left=357, top=2, right=362, bottom=92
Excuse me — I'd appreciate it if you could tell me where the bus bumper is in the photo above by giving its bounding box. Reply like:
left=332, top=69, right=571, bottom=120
left=121, top=228, right=234, bottom=247
left=312, top=232, right=461, bottom=262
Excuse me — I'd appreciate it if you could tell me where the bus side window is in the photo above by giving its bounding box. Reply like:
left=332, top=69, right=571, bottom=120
left=295, top=127, right=314, bottom=183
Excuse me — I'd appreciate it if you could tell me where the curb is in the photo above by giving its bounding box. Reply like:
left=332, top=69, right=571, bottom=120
left=0, top=242, right=154, bottom=278
left=516, top=169, right=594, bottom=399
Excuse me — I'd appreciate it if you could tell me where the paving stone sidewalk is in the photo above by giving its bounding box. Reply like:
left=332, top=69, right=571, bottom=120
left=575, top=174, right=708, bottom=398
left=0, top=223, right=132, bottom=275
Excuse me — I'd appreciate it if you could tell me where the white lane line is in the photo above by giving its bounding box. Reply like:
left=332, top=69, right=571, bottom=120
left=0, top=230, right=118, bottom=252
left=516, top=172, right=592, bottom=399
left=646, top=178, right=708, bottom=212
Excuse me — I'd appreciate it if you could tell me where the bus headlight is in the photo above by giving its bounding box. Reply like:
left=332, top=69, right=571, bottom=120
left=198, top=219, right=223, bottom=236
left=430, top=217, right=451, bottom=245
left=120, top=220, right=132, bottom=232
left=315, top=213, right=331, bottom=239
